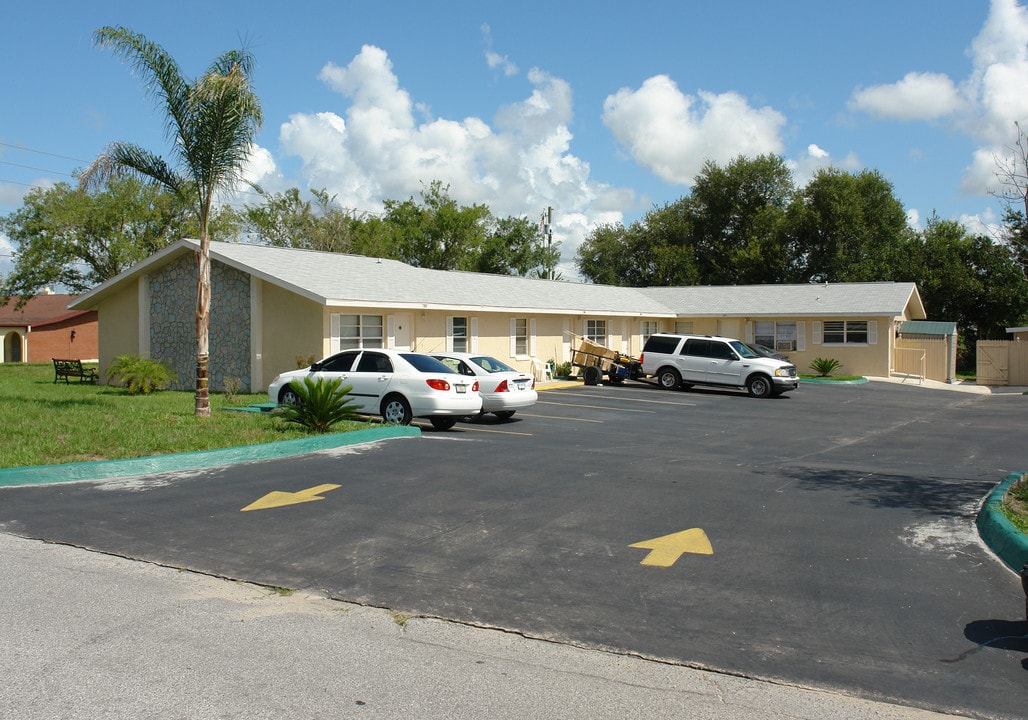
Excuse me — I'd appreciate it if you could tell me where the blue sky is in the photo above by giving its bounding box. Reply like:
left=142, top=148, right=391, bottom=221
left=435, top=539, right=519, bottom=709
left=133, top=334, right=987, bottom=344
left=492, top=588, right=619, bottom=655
left=2, top=0, right=1027, bottom=278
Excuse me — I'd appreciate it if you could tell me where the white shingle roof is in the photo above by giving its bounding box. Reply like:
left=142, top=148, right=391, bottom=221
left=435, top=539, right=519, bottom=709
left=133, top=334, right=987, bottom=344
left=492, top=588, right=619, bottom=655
left=208, top=241, right=676, bottom=317
left=637, top=282, right=924, bottom=318
left=70, top=239, right=925, bottom=320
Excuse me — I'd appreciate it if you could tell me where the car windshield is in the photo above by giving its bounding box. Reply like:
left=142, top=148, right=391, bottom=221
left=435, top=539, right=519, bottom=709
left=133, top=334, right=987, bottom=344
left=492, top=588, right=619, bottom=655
left=401, top=353, right=457, bottom=373
left=470, top=356, right=516, bottom=373
left=731, top=341, right=759, bottom=359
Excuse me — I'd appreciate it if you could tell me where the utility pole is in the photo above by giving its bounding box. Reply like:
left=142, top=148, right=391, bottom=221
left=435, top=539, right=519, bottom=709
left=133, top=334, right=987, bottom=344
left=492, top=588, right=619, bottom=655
left=539, top=206, right=556, bottom=279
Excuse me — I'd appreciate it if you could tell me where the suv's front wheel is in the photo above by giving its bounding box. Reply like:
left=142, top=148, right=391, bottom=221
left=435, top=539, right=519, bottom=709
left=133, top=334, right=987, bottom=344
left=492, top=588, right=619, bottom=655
left=657, top=367, right=681, bottom=390
left=746, top=374, right=773, bottom=398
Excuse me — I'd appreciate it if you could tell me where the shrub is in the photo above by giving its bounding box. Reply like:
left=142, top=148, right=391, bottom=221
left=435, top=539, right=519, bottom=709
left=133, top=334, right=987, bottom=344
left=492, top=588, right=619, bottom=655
left=105, top=354, right=177, bottom=394
left=553, top=361, right=573, bottom=378
left=274, top=377, right=360, bottom=433
left=809, top=357, right=843, bottom=377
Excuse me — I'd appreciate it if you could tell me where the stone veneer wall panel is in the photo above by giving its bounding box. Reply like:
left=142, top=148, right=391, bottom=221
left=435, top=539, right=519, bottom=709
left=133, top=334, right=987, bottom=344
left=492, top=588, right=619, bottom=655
left=149, top=255, right=251, bottom=391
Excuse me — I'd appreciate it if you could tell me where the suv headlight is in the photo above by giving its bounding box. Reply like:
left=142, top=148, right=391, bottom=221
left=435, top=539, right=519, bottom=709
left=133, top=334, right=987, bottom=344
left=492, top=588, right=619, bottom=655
left=774, top=367, right=796, bottom=377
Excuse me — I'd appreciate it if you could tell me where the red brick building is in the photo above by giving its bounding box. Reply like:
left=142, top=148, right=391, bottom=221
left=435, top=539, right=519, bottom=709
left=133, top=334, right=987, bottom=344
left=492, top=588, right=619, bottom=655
left=0, top=294, right=98, bottom=363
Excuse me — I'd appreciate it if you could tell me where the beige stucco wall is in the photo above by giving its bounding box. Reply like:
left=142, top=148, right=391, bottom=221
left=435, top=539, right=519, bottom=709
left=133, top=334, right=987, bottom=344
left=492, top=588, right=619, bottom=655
left=257, top=280, right=324, bottom=389
left=95, top=279, right=142, bottom=383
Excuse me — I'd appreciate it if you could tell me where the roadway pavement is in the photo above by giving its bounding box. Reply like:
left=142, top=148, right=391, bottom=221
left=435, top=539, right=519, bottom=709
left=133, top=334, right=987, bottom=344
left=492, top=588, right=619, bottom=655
left=1, top=531, right=971, bottom=720
left=2, top=377, right=1025, bottom=719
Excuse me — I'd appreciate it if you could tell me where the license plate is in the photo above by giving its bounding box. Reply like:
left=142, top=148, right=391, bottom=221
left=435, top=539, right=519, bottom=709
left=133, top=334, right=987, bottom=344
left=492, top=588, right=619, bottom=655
left=456, top=385, right=466, bottom=393
left=514, top=381, right=526, bottom=390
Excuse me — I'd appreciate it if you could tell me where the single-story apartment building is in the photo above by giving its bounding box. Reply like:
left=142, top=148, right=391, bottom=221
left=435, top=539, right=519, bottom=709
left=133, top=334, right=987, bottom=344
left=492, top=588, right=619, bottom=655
left=68, top=239, right=931, bottom=391
left=0, top=293, right=98, bottom=364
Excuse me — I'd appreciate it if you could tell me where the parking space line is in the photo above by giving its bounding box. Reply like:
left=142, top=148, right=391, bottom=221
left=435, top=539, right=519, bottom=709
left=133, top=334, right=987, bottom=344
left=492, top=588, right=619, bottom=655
left=536, top=400, right=657, bottom=414
left=571, top=391, right=698, bottom=407
left=426, top=424, right=534, bottom=436
left=517, top=413, right=603, bottom=423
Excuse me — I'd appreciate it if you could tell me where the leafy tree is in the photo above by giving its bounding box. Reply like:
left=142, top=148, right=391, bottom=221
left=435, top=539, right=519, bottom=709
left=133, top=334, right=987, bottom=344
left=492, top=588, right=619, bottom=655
left=240, top=187, right=393, bottom=255
left=783, top=167, right=908, bottom=283
left=0, top=177, right=201, bottom=304
left=999, top=207, right=1028, bottom=273
left=577, top=155, right=791, bottom=287
left=478, top=215, right=560, bottom=277
left=576, top=200, right=698, bottom=287
left=688, top=154, right=794, bottom=285
left=899, top=215, right=1028, bottom=367
left=81, top=26, right=263, bottom=417
left=383, top=181, right=490, bottom=271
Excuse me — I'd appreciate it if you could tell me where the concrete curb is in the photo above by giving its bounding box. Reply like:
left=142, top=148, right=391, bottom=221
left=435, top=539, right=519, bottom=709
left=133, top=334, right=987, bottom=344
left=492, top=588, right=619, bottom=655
left=0, top=425, right=421, bottom=488
left=976, top=471, right=1028, bottom=572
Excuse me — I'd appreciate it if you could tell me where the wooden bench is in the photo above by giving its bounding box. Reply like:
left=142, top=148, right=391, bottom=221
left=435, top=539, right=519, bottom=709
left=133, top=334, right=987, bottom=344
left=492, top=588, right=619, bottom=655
left=52, top=358, right=99, bottom=384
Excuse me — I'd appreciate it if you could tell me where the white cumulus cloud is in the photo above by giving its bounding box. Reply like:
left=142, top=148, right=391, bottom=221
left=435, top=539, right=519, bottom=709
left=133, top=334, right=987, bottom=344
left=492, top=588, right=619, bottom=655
left=601, top=74, right=787, bottom=186
left=277, top=44, right=631, bottom=269
left=847, top=71, right=964, bottom=121
left=847, top=0, right=1028, bottom=200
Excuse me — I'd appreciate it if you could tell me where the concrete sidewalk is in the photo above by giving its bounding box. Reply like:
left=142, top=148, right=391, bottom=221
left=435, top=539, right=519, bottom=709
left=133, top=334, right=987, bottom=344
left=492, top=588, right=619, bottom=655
left=0, top=532, right=969, bottom=720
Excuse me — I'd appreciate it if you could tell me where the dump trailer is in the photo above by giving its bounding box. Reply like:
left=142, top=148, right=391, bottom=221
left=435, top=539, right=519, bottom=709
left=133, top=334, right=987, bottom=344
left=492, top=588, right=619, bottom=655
left=569, top=335, right=644, bottom=386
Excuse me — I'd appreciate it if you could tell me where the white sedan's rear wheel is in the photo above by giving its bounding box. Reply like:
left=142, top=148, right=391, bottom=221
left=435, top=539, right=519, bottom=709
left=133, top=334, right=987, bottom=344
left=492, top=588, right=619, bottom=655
left=381, top=394, right=413, bottom=424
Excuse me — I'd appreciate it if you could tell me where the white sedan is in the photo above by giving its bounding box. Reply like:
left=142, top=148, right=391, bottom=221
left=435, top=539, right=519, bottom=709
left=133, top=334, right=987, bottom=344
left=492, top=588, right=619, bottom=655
left=430, top=352, right=537, bottom=420
left=269, top=348, right=482, bottom=430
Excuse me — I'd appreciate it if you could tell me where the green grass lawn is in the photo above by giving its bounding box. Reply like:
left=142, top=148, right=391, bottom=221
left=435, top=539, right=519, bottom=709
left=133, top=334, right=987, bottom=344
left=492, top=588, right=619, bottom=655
left=0, top=363, right=367, bottom=469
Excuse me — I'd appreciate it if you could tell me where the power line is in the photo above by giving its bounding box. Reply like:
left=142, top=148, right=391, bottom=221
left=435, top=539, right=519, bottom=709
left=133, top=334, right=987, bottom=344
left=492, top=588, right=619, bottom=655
left=0, top=160, right=77, bottom=177
left=0, top=141, right=91, bottom=165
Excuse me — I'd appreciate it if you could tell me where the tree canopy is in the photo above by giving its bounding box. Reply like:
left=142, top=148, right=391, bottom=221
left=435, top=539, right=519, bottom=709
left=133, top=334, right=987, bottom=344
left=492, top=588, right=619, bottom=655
left=239, top=180, right=558, bottom=277
left=574, top=154, right=1028, bottom=365
left=0, top=177, right=205, bottom=305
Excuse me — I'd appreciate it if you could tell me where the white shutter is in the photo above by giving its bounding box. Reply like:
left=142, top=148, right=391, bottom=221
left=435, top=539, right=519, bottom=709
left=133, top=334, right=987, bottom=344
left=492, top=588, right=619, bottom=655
left=470, top=317, right=479, bottom=352
left=745, top=322, right=753, bottom=343
left=530, top=318, right=537, bottom=356
left=445, top=316, right=454, bottom=351
left=330, top=314, right=340, bottom=353
left=812, top=321, right=822, bottom=345
left=868, top=320, right=878, bottom=345
left=510, top=318, right=517, bottom=357
left=796, top=322, right=806, bottom=352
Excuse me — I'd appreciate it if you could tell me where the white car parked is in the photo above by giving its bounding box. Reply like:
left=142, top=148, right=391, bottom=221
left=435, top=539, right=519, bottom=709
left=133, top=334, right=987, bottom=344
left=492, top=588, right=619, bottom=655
left=431, top=352, right=538, bottom=420
left=269, top=348, right=482, bottom=430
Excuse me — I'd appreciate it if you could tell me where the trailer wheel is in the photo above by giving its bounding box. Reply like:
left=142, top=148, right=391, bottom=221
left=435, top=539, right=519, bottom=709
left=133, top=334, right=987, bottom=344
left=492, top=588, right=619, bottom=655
left=608, top=369, right=624, bottom=385
left=583, top=365, right=603, bottom=385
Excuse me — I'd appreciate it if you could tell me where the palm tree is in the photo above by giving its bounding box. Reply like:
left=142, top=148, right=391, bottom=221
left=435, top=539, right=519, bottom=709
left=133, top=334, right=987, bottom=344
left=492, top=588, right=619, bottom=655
left=80, top=26, right=262, bottom=417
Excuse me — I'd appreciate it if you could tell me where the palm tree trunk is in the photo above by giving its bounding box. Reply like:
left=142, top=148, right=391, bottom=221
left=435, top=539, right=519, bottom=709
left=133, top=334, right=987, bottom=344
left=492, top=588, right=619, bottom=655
left=195, top=239, right=211, bottom=417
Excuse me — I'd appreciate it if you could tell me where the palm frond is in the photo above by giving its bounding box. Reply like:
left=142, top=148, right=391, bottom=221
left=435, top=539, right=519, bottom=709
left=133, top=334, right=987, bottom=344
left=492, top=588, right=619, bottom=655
left=92, top=26, right=192, bottom=154
left=80, top=142, right=186, bottom=198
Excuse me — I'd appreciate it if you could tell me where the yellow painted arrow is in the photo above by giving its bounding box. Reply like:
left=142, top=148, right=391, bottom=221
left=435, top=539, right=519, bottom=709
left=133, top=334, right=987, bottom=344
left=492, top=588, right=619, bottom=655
left=241, top=483, right=341, bottom=512
left=629, top=528, right=713, bottom=567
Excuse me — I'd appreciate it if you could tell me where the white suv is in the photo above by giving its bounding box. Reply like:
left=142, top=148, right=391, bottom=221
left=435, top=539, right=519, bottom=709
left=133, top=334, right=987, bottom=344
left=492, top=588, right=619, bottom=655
left=640, top=333, right=799, bottom=398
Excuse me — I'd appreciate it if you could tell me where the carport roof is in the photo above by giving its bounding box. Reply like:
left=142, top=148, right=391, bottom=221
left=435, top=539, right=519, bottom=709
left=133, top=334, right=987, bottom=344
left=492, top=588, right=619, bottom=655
left=69, top=239, right=927, bottom=321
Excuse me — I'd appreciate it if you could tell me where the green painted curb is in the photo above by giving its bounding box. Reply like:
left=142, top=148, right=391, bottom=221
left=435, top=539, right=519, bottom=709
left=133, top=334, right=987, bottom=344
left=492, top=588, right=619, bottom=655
left=0, top=425, right=421, bottom=488
left=799, top=377, right=869, bottom=385
left=976, top=471, right=1028, bottom=572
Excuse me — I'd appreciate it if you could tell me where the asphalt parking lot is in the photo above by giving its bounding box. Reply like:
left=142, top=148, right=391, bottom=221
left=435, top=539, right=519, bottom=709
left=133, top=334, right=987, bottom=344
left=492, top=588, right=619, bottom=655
left=1, top=380, right=1026, bottom=718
